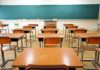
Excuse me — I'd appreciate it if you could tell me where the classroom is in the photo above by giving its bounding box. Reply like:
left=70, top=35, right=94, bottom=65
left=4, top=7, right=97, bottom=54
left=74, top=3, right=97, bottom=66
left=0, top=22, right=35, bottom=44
left=0, top=0, right=100, bottom=70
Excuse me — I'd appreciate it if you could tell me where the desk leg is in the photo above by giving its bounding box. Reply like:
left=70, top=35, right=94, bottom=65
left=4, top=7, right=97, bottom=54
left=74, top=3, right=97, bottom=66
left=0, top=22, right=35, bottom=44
left=69, top=31, right=71, bottom=48
left=68, top=31, right=71, bottom=48
left=21, top=37, right=23, bottom=51
left=25, top=34, right=27, bottom=47
left=35, top=27, right=36, bottom=40
left=30, top=32, right=32, bottom=47
left=17, top=41, right=19, bottom=50
left=77, top=37, right=80, bottom=55
left=38, top=38, right=43, bottom=48
left=65, top=28, right=66, bottom=39
left=7, top=25, right=9, bottom=33
left=39, top=41, right=42, bottom=48
left=1, top=45, right=5, bottom=66
left=95, top=50, right=100, bottom=66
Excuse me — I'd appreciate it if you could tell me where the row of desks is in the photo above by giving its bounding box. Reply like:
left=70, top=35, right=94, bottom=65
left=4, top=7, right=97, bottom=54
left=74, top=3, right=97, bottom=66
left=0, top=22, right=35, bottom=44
left=0, top=33, right=24, bottom=66
left=75, top=32, right=100, bottom=54
left=2, top=23, right=98, bottom=70
left=11, top=24, right=83, bottom=70
left=0, top=24, right=38, bottom=68
left=63, top=24, right=100, bottom=69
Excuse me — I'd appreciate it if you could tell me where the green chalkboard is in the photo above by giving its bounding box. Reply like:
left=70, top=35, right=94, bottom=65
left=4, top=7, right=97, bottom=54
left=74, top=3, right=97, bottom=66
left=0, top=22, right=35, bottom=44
left=0, top=4, right=99, bottom=19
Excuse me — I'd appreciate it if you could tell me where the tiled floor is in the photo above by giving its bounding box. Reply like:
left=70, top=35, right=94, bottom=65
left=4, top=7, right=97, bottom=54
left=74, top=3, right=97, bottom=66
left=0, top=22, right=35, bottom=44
left=0, top=31, right=100, bottom=70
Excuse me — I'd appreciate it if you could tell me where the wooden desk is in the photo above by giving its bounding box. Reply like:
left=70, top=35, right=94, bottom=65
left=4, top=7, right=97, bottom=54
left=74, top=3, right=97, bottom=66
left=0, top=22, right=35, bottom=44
left=41, top=28, right=58, bottom=33
left=37, top=33, right=64, bottom=48
left=64, top=24, right=78, bottom=40
left=68, top=28, right=87, bottom=33
left=28, top=24, right=38, bottom=40
left=12, top=48, right=83, bottom=70
left=0, top=33, right=24, bottom=67
left=67, top=28, right=87, bottom=47
left=0, top=33, right=24, bottom=51
left=0, top=24, right=9, bottom=33
left=75, top=32, right=100, bottom=55
left=12, top=28, right=32, bottom=47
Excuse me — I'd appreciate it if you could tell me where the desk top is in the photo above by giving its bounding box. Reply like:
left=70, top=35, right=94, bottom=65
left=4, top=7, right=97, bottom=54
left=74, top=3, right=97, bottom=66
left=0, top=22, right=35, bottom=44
left=12, top=28, right=32, bottom=31
left=64, top=25, right=78, bottom=28
left=41, top=28, right=58, bottom=31
left=75, top=32, right=100, bottom=38
left=68, top=28, right=87, bottom=31
left=28, top=24, right=38, bottom=26
left=37, top=33, right=64, bottom=38
left=63, top=24, right=74, bottom=26
left=12, top=48, right=83, bottom=68
left=0, top=33, right=24, bottom=39
left=0, top=24, right=8, bottom=27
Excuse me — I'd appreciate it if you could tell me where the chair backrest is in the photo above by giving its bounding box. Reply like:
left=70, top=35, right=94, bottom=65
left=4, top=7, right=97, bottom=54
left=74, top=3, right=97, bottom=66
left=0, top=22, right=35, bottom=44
left=0, top=37, right=11, bottom=44
left=26, top=65, right=68, bottom=70
left=86, top=37, right=100, bottom=44
left=13, top=30, right=24, bottom=33
left=44, top=37, right=62, bottom=47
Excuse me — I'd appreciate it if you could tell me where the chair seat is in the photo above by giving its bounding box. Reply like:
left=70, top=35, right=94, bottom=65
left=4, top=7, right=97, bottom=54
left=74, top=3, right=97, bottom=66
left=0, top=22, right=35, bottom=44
left=0, top=44, right=17, bottom=51
left=80, top=45, right=97, bottom=51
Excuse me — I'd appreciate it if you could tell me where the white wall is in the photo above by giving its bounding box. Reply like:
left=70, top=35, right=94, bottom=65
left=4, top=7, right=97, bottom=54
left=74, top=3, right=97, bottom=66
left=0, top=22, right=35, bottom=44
left=1, top=19, right=98, bottom=33
left=0, top=0, right=99, bottom=5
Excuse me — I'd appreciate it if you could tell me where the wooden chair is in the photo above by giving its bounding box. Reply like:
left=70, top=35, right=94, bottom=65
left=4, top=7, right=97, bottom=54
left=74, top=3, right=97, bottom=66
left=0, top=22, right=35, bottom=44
left=65, top=25, right=78, bottom=40
left=80, top=37, right=100, bottom=69
left=23, top=26, right=35, bottom=41
left=0, top=37, right=17, bottom=67
left=25, top=65, right=68, bottom=70
left=0, top=22, right=7, bottom=33
left=12, top=29, right=27, bottom=47
left=43, top=37, right=62, bottom=48
left=71, top=29, right=87, bottom=48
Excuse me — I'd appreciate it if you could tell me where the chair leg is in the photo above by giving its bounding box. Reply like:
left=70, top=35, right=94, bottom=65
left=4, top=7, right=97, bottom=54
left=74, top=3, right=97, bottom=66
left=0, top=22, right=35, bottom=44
left=14, top=49, right=17, bottom=59
left=95, top=51, right=97, bottom=63
left=60, top=42, right=62, bottom=48
left=81, top=50, right=84, bottom=62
